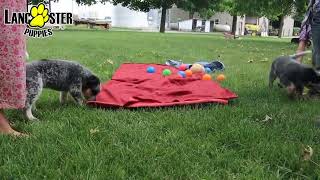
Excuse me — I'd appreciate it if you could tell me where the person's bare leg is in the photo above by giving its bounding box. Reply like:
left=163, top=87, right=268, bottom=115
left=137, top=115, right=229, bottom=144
left=0, top=110, right=25, bottom=136
left=296, top=41, right=307, bottom=63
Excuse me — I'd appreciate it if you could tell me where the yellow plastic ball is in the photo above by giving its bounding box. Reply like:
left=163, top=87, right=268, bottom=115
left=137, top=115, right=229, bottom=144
left=190, top=64, right=205, bottom=74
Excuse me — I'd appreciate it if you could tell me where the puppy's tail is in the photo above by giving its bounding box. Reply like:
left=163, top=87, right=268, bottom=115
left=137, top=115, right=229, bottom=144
left=290, top=50, right=312, bottom=59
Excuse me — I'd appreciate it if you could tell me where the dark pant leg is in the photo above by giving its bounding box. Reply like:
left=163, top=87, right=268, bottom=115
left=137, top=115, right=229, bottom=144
left=312, top=12, right=320, bottom=69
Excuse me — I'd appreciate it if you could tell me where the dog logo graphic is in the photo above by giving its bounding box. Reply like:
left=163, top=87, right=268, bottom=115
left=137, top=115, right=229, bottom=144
left=29, top=3, right=50, bottom=28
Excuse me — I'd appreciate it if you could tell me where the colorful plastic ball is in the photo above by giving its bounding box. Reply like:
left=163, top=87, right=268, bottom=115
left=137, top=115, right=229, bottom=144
left=216, top=74, right=226, bottom=82
left=202, top=74, right=212, bottom=80
left=162, top=69, right=172, bottom=76
left=205, top=67, right=212, bottom=73
left=147, top=66, right=156, bottom=73
left=179, top=64, right=188, bottom=71
left=185, top=70, right=193, bottom=77
left=178, top=71, right=186, bottom=78
left=190, top=63, right=205, bottom=74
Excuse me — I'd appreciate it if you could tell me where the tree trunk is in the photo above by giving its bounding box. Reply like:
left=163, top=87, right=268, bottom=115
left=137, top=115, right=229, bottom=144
left=160, top=7, right=167, bottom=33
left=278, top=15, right=285, bottom=38
left=189, top=11, right=194, bottom=19
left=231, top=15, right=237, bottom=34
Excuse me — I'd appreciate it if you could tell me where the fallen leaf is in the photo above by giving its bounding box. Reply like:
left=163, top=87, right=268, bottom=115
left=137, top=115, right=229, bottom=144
left=262, top=115, right=272, bottom=122
left=259, top=58, right=269, bottom=62
left=303, top=145, right=314, bottom=161
left=90, top=128, right=100, bottom=134
left=107, top=59, right=114, bottom=65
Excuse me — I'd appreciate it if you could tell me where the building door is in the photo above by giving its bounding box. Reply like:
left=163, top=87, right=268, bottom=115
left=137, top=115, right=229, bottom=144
left=210, top=21, right=214, bottom=32
left=202, top=20, right=206, bottom=31
left=192, top=19, right=197, bottom=31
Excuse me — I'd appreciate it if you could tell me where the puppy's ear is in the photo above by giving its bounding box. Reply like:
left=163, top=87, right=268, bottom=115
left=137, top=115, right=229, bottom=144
left=87, top=75, right=100, bottom=85
left=304, top=68, right=320, bottom=83
left=85, top=75, right=101, bottom=96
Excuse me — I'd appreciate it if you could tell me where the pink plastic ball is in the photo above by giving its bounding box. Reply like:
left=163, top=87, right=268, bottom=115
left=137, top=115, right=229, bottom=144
left=179, top=64, right=188, bottom=71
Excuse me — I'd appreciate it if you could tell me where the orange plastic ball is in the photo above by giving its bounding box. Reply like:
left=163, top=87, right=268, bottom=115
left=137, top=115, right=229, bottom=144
left=202, top=74, right=212, bottom=80
left=216, top=74, right=226, bottom=82
left=185, top=70, right=193, bottom=77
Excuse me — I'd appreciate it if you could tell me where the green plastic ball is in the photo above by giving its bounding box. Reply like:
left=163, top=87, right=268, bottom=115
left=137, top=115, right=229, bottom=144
left=162, top=69, right=172, bottom=76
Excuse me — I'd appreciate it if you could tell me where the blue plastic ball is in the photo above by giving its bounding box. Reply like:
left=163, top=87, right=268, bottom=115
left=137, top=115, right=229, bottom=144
left=147, top=66, right=156, bottom=73
left=178, top=71, right=186, bottom=78
left=205, top=67, right=212, bottom=73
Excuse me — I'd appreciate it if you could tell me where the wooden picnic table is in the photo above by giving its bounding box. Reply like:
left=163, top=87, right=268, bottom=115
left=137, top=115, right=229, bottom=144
left=74, top=19, right=112, bottom=30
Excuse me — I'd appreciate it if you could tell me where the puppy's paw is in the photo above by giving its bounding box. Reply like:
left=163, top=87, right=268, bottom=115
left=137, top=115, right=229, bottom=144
left=75, top=99, right=85, bottom=106
left=28, top=117, right=40, bottom=122
left=26, top=110, right=40, bottom=121
left=59, top=92, right=69, bottom=104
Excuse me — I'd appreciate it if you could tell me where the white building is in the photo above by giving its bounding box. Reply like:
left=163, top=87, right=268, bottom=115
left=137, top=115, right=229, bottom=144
left=50, top=1, right=159, bottom=29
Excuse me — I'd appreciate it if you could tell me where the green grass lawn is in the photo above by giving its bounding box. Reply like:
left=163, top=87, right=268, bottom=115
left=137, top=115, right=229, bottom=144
left=1, top=29, right=320, bottom=179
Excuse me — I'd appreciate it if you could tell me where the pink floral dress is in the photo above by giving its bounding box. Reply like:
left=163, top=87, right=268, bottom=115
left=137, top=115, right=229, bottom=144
left=0, top=0, right=26, bottom=109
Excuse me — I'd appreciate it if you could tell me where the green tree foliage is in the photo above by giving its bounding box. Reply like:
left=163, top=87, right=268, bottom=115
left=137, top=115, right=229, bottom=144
left=28, top=0, right=57, bottom=11
left=176, top=0, right=221, bottom=19
left=176, top=0, right=198, bottom=19
left=198, top=8, right=216, bottom=20
left=293, top=0, right=309, bottom=22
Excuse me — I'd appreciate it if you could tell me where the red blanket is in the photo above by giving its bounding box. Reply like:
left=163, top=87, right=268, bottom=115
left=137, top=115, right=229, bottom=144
left=88, top=64, right=237, bottom=108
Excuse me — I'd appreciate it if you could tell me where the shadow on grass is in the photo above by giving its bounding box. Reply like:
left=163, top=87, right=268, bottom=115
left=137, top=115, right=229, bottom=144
left=89, top=99, right=240, bottom=113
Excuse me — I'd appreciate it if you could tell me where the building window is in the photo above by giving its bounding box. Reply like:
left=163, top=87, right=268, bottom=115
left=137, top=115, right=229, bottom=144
left=214, top=19, right=220, bottom=24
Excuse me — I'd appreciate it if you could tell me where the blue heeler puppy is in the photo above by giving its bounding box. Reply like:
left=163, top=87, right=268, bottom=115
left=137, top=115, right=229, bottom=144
left=25, top=59, right=101, bottom=120
left=269, top=51, right=320, bottom=98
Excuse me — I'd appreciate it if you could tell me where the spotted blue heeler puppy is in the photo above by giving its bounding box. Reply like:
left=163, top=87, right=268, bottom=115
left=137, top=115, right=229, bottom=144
left=269, top=51, right=320, bottom=98
left=26, top=59, right=101, bottom=121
